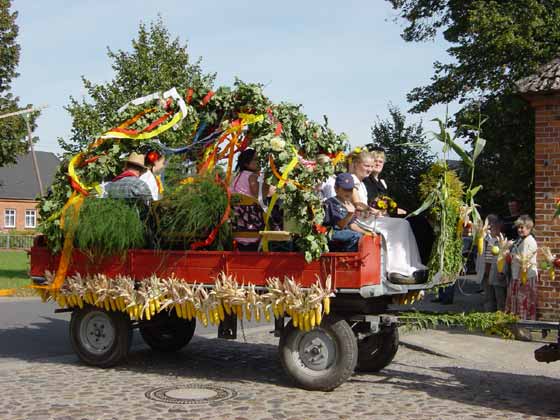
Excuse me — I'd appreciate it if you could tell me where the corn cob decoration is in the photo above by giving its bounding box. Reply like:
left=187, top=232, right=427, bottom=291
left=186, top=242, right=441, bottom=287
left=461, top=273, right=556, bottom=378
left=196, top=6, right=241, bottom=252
left=393, top=290, right=425, bottom=305
left=514, top=251, right=536, bottom=285
left=36, top=271, right=335, bottom=332
left=495, top=233, right=514, bottom=273
left=540, top=246, right=556, bottom=281
left=474, top=218, right=489, bottom=256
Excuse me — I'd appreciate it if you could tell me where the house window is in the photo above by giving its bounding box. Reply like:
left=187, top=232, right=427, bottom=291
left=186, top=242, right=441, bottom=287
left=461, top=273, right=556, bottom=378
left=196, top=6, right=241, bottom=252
left=25, top=209, right=37, bottom=228
left=4, top=209, right=16, bottom=228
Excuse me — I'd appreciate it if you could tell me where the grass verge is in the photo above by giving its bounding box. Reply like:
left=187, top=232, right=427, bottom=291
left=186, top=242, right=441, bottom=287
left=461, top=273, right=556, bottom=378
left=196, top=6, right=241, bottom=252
left=0, top=250, right=36, bottom=297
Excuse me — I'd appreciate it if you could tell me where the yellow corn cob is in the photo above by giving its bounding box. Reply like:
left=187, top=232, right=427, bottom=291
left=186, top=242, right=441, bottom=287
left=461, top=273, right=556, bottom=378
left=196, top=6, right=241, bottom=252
left=223, top=301, right=231, bottom=315
left=201, top=311, right=208, bottom=327
left=303, top=311, right=311, bottom=331
left=278, top=303, right=285, bottom=316
left=323, top=297, right=330, bottom=315
left=292, top=311, right=299, bottom=328
left=77, top=295, right=84, bottom=309
left=154, top=298, right=160, bottom=313
left=217, top=304, right=225, bottom=321
left=456, top=218, right=464, bottom=237
left=245, top=304, right=252, bottom=321
left=271, top=304, right=279, bottom=319
left=145, top=306, right=151, bottom=321
left=255, top=306, right=261, bottom=322
left=309, top=308, right=316, bottom=328
left=235, top=304, right=243, bottom=320
left=181, top=302, right=189, bottom=320
left=57, top=295, right=66, bottom=308
left=109, top=298, right=117, bottom=312
left=174, top=303, right=182, bottom=318
left=264, top=307, right=271, bottom=322
left=477, top=235, right=484, bottom=256
left=521, top=270, right=528, bottom=285
left=550, top=268, right=556, bottom=281
left=315, top=305, right=322, bottom=326
left=149, top=300, right=156, bottom=316
left=497, top=258, right=505, bottom=273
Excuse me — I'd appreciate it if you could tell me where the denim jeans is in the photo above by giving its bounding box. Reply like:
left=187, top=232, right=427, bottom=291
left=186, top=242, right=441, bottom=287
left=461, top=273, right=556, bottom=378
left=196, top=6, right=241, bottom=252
left=329, top=229, right=362, bottom=252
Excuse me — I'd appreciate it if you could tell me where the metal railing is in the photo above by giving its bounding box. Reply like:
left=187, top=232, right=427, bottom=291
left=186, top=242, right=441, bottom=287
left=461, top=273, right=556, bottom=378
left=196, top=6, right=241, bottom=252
left=0, top=235, right=35, bottom=250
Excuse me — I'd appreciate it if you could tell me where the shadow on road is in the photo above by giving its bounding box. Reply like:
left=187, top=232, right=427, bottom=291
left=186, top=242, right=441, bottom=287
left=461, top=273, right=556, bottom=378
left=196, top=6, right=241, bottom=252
left=353, top=362, right=560, bottom=417
left=0, top=316, right=73, bottom=360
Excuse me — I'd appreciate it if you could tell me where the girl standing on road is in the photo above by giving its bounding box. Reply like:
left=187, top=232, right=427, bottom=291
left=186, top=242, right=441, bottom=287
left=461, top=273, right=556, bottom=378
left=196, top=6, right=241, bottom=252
left=506, top=215, right=538, bottom=320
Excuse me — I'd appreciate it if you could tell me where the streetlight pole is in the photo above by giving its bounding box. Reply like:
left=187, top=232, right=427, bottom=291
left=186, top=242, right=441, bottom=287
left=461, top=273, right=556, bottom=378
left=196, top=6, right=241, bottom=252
left=0, top=104, right=48, bottom=197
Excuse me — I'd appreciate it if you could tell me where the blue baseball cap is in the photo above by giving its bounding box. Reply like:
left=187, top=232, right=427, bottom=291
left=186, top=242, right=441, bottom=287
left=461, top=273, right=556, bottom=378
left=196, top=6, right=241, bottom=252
left=335, top=173, right=355, bottom=190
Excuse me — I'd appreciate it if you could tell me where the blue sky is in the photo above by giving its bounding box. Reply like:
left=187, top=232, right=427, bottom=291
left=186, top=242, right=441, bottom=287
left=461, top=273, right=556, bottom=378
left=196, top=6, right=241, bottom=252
left=11, top=1, right=456, bottom=156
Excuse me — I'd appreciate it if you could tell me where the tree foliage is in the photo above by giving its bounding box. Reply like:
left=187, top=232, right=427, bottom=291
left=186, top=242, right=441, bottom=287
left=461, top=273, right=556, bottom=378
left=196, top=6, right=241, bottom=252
left=0, top=0, right=37, bottom=167
left=60, top=17, right=215, bottom=154
left=387, top=0, right=556, bottom=215
left=367, top=105, right=434, bottom=211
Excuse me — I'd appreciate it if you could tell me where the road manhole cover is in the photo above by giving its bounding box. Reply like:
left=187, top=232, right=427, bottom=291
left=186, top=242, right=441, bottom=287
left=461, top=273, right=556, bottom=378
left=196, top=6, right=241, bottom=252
left=145, top=384, right=237, bottom=404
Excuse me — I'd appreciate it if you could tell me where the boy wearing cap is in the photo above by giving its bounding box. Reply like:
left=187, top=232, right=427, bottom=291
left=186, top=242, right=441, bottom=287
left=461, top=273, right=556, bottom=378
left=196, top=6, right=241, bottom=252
left=323, top=173, right=370, bottom=252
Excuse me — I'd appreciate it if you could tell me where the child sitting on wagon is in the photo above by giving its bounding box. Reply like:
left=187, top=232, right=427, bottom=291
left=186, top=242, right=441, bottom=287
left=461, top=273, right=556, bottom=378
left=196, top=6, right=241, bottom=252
left=323, top=173, right=371, bottom=252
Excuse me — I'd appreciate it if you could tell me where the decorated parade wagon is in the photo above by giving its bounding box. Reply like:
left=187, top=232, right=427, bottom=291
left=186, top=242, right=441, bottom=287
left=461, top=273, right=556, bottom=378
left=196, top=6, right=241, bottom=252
left=29, top=84, right=468, bottom=391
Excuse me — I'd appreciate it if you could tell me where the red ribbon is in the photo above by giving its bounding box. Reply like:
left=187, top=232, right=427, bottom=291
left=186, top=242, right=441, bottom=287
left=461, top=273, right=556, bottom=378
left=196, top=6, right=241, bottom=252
left=201, top=90, right=215, bottom=106
left=69, top=177, right=89, bottom=196
left=190, top=175, right=231, bottom=250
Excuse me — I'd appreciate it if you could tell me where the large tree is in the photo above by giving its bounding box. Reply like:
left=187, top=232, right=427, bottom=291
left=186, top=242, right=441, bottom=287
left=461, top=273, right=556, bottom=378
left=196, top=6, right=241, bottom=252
left=367, top=105, right=434, bottom=212
left=0, top=0, right=36, bottom=166
left=387, top=0, right=560, bottom=215
left=59, top=17, right=215, bottom=155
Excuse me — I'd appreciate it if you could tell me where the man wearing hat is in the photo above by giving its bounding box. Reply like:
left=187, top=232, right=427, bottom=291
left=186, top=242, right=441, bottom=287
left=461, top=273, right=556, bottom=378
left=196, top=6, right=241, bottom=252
left=105, top=152, right=152, bottom=201
left=322, top=172, right=370, bottom=251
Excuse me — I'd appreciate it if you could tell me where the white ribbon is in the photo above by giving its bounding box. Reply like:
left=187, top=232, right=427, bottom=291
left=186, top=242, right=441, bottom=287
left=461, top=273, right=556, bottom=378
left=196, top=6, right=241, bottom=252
left=117, top=87, right=188, bottom=121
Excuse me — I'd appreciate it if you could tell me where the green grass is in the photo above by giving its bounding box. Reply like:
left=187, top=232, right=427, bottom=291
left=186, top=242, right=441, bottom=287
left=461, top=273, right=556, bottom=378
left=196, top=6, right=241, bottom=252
left=0, top=250, right=34, bottom=295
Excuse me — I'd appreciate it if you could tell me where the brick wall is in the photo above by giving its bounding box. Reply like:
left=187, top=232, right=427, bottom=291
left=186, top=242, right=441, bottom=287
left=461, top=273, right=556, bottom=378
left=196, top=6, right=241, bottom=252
left=0, top=199, right=39, bottom=232
left=526, top=93, right=560, bottom=320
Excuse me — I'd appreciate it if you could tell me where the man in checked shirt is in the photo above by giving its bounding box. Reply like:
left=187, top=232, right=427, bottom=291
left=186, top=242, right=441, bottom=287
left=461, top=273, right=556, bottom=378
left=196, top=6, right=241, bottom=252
left=105, top=152, right=152, bottom=202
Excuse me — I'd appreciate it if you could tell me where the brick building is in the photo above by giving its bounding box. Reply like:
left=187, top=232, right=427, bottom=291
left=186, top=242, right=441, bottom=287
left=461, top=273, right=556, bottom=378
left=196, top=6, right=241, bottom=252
left=0, top=151, right=59, bottom=232
left=517, top=58, right=560, bottom=320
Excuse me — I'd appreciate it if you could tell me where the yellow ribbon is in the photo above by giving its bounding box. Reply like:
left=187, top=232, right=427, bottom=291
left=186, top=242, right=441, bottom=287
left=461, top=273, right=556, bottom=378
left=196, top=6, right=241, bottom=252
left=237, top=113, right=264, bottom=127
left=101, top=111, right=183, bottom=140
left=52, top=192, right=85, bottom=291
left=262, top=148, right=299, bottom=252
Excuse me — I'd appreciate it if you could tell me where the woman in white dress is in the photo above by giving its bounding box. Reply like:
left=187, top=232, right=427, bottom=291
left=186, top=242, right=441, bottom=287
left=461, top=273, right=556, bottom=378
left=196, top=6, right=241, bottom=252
left=346, top=149, right=426, bottom=284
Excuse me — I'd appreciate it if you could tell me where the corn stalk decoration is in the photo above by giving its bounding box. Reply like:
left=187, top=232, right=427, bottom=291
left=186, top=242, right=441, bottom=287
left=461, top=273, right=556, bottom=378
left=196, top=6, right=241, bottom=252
left=36, top=272, right=332, bottom=332
left=410, top=109, right=486, bottom=284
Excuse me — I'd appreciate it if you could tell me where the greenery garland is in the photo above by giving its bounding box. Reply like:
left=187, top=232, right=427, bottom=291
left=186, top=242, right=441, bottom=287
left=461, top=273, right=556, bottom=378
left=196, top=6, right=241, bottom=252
left=399, top=310, right=519, bottom=339
left=38, top=81, right=348, bottom=260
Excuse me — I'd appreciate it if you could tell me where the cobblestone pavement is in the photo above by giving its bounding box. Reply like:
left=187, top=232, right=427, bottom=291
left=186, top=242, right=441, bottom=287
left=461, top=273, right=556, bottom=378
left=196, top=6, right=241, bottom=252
left=1, top=325, right=559, bottom=420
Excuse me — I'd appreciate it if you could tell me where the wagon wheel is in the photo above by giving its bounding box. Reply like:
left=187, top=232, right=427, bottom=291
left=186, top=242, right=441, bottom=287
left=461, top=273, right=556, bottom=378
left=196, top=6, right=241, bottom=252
left=278, top=314, right=358, bottom=391
left=70, top=306, right=132, bottom=368
left=356, top=324, right=399, bottom=372
left=139, top=310, right=196, bottom=352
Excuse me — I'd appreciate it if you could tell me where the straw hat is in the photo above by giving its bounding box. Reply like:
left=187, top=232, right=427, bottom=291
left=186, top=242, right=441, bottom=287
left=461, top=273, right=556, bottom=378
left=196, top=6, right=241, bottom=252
left=125, top=152, right=147, bottom=169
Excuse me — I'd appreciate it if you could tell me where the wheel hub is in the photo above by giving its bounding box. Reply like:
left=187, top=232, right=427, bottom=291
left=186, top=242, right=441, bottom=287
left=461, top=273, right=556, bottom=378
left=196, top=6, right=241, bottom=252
left=80, top=312, right=115, bottom=355
left=298, top=330, right=336, bottom=371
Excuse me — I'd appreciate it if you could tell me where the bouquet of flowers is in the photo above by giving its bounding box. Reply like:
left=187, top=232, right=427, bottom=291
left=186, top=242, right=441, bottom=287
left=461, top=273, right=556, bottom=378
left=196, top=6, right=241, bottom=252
left=370, top=195, right=398, bottom=216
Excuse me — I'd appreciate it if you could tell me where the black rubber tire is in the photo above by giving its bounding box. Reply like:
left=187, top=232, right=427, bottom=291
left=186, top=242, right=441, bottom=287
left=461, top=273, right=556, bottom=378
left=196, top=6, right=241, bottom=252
left=356, top=325, right=399, bottom=372
left=70, top=305, right=131, bottom=368
left=279, top=314, right=358, bottom=391
left=139, top=311, right=196, bottom=352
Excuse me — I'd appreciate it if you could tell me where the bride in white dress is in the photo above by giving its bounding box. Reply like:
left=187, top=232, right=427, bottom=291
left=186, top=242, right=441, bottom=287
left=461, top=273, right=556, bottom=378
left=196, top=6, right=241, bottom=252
left=345, top=149, right=426, bottom=282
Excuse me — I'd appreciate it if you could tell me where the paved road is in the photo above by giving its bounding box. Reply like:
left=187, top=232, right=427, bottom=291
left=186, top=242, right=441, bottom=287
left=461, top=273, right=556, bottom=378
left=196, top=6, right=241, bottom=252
left=1, top=297, right=559, bottom=420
